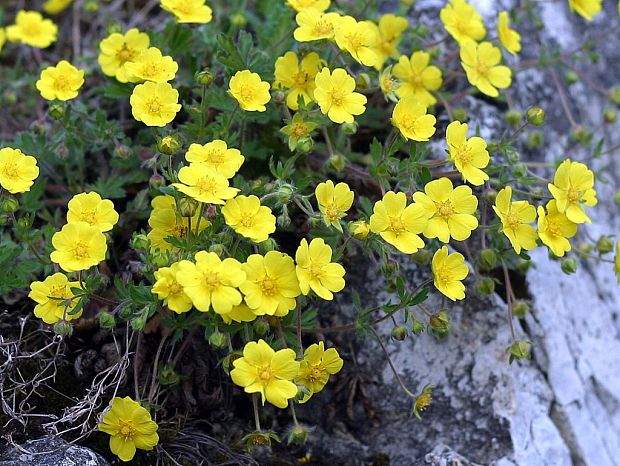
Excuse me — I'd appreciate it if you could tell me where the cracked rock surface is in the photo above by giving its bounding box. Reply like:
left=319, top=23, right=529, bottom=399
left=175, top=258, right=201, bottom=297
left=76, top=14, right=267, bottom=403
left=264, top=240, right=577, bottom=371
left=0, top=437, right=110, bottom=466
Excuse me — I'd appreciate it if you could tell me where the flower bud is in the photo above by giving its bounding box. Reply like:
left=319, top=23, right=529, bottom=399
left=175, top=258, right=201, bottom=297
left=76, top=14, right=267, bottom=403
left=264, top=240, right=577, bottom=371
left=355, top=73, right=371, bottom=90
left=287, top=424, right=311, bottom=445
left=53, top=321, right=73, bottom=336
left=276, top=183, right=295, bottom=203
left=84, top=0, right=100, bottom=12
left=178, top=198, right=197, bottom=218
left=504, top=110, right=523, bottom=128
left=561, top=258, right=577, bottom=275
left=209, top=244, right=226, bottom=257
left=97, top=311, right=116, bottom=330
left=157, top=134, right=181, bottom=155
left=159, top=363, right=180, bottom=386
left=596, top=236, right=614, bottom=254
left=614, top=191, right=620, bottom=206
left=208, top=329, right=227, bottom=348
left=151, top=253, right=170, bottom=268
left=452, top=107, right=468, bottom=123
left=478, top=248, right=497, bottom=271
left=0, top=214, right=9, bottom=226
left=577, top=241, right=594, bottom=255
left=512, top=300, right=530, bottom=317
left=341, top=121, right=358, bottom=135
left=106, top=21, right=122, bottom=35
left=258, top=238, right=278, bottom=254
left=48, top=103, right=65, bottom=120
left=114, top=144, right=132, bottom=159
left=476, top=277, right=495, bottom=296
left=526, top=107, right=545, bottom=126
left=411, top=317, right=425, bottom=335
left=391, top=325, right=407, bottom=341
left=527, top=131, right=543, bottom=149
left=296, top=137, right=313, bottom=153
left=4, top=91, right=17, bottom=105
left=0, top=196, right=19, bottom=213
left=131, top=233, right=149, bottom=252
left=429, top=310, right=450, bottom=338
left=564, top=71, right=578, bottom=85
left=131, top=314, right=148, bottom=331
left=195, top=68, right=214, bottom=86
left=411, top=249, right=432, bottom=265
left=254, top=319, right=270, bottom=336
left=149, top=173, right=166, bottom=190
left=508, top=341, right=531, bottom=364
left=230, top=12, right=247, bottom=27
left=515, top=258, right=532, bottom=273
left=604, top=109, right=617, bottom=124
left=482, top=189, right=498, bottom=204
left=272, top=91, right=286, bottom=105
left=610, top=85, right=620, bottom=105
left=277, top=212, right=291, bottom=228
left=328, top=154, right=346, bottom=172
left=31, top=121, right=47, bottom=136
left=505, top=147, right=520, bottom=163
left=570, top=125, right=592, bottom=145
left=349, top=220, right=370, bottom=240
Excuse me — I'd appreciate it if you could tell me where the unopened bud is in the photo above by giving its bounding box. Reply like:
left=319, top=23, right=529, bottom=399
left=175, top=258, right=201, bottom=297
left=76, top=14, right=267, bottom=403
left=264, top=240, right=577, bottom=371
left=84, top=0, right=100, bottom=12
left=512, top=300, right=530, bottom=317
left=508, top=341, right=531, bottom=364
left=596, top=236, right=614, bottom=254
left=276, top=183, right=295, bottom=203
left=0, top=197, right=19, bottom=213
left=106, top=21, right=122, bottom=35
left=564, top=71, right=578, bottom=85
left=505, top=148, right=520, bottom=163
left=527, top=131, right=543, bottom=149
left=561, top=258, right=577, bottom=274
left=411, top=249, right=432, bottom=265
left=328, top=154, right=346, bottom=172
left=614, top=191, right=620, bottom=206
left=272, top=91, right=286, bottom=105
left=230, top=12, right=247, bottom=27
left=452, top=107, right=468, bottom=123
left=178, top=198, right=197, bottom=217
left=341, top=121, right=358, bottom=135
left=504, top=110, right=523, bottom=128
left=429, top=310, right=450, bottom=338
left=411, top=317, right=425, bottom=335
left=209, top=329, right=227, bottom=348
left=610, top=85, right=620, bottom=105
left=258, top=238, right=278, bottom=254
left=149, top=173, right=166, bottom=190
left=254, top=319, right=270, bottom=336
left=53, top=321, right=73, bottom=336
left=476, top=277, right=495, bottom=296
left=355, top=73, right=371, bottom=90
left=209, top=243, right=226, bottom=257
left=513, top=163, right=527, bottom=178
left=195, top=68, right=214, bottom=86
left=131, top=233, right=149, bottom=251
left=97, top=311, right=116, bottom=329
left=349, top=220, right=370, bottom=240
left=391, top=325, right=407, bottom=341
left=296, top=137, right=313, bottom=153
left=48, top=103, right=65, bottom=120
left=526, top=107, right=545, bottom=126
left=157, top=135, right=181, bottom=155
left=114, top=144, right=132, bottom=159
left=482, top=189, right=498, bottom=204
left=604, top=109, right=617, bottom=124
left=287, top=424, right=311, bottom=445
left=478, top=249, right=497, bottom=271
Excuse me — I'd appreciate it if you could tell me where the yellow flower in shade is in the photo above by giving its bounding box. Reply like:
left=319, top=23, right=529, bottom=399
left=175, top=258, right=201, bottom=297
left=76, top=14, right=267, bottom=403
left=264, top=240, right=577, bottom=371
left=413, top=177, right=478, bottom=243
left=614, top=239, right=620, bottom=284
left=315, top=180, right=354, bottom=230
left=175, top=251, right=246, bottom=314
left=392, top=97, right=436, bottom=142
left=160, top=0, right=213, bottom=23
left=293, top=9, right=341, bottom=42
left=28, top=273, right=82, bottom=324
left=432, top=246, right=469, bottom=301
left=334, top=16, right=378, bottom=67
left=147, top=195, right=208, bottom=252
left=379, top=66, right=399, bottom=102
left=537, top=200, right=578, bottom=257
left=50, top=222, right=107, bottom=272
left=314, top=68, right=367, bottom=124
left=98, top=29, right=150, bottom=83
left=445, top=121, right=489, bottom=186
left=547, top=159, right=597, bottom=224
left=296, top=342, right=343, bottom=402
left=492, top=187, right=538, bottom=254
left=497, top=12, right=521, bottom=56
left=152, top=263, right=193, bottom=314
left=281, top=113, right=318, bottom=151
left=229, top=70, right=271, bottom=112
left=568, top=0, right=602, bottom=21
left=6, top=11, right=57, bottom=48
left=230, top=339, right=300, bottom=408
left=43, top=0, right=73, bottom=14
left=240, top=252, right=301, bottom=316
left=36, top=61, right=84, bottom=101
left=98, top=397, right=159, bottom=463
left=125, top=47, right=178, bottom=83
left=173, top=163, right=239, bottom=204
left=370, top=191, right=428, bottom=254
left=221, top=195, right=276, bottom=243
left=286, top=0, right=330, bottom=12
left=220, top=303, right=257, bottom=324
left=460, top=41, right=512, bottom=98
left=295, top=238, right=345, bottom=300
left=393, top=51, right=442, bottom=106
left=274, top=51, right=322, bottom=110
left=369, top=14, right=408, bottom=70
left=184, top=140, right=244, bottom=178
left=130, top=82, right=181, bottom=127
left=0, top=147, right=39, bottom=194
left=67, top=192, right=119, bottom=232
left=349, top=220, right=370, bottom=240
left=440, top=0, right=486, bottom=45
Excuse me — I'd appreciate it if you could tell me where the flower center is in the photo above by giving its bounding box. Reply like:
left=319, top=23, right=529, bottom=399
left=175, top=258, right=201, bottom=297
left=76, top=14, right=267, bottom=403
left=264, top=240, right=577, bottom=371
left=408, top=73, right=423, bottom=88
left=142, top=62, right=162, bottom=78
left=329, top=89, right=345, bottom=106
left=53, top=77, right=71, bottom=92
left=117, top=420, right=136, bottom=441
left=1, top=161, right=19, bottom=178
left=116, top=45, right=136, bottom=64
left=196, top=176, right=217, bottom=196
left=257, top=365, right=273, bottom=384
left=146, top=97, right=163, bottom=115
left=382, top=76, right=397, bottom=93
left=435, top=200, right=454, bottom=219
left=171, top=223, right=186, bottom=237
left=290, top=123, right=309, bottom=138
left=475, top=60, right=490, bottom=77
left=21, top=20, right=42, bottom=38
left=72, top=242, right=90, bottom=260
left=168, top=281, right=184, bottom=295
left=453, top=145, right=472, bottom=165
left=435, top=265, right=452, bottom=285
left=205, top=149, right=225, bottom=165
left=324, top=204, right=341, bottom=223
left=344, top=31, right=364, bottom=50
left=546, top=217, right=563, bottom=237
left=309, top=262, right=325, bottom=280
left=388, top=217, right=405, bottom=237
left=293, top=71, right=308, bottom=86
left=306, top=364, right=324, bottom=383
left=238, top=84, right=256, bottom=103
left=239, top=213, right=256, bottom=228
left=313, top=19, right=334, bottom=36
left=566, top=186, right=581, bottom=204
left=504, top=211, right=520, bottom=230
left=204, top=273, right=221, bottom=290
left=80, top=209, right=97, bottom=224
left=259, top=276, right=278, bottom=296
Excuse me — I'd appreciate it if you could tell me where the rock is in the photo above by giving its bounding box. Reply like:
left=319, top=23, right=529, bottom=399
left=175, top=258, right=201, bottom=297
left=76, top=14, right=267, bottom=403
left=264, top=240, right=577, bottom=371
left=0, top=437, right=109, bottom=466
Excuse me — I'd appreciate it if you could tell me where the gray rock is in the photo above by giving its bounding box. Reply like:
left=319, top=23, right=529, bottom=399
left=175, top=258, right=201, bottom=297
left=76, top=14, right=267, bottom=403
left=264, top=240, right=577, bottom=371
left=0, top=437, right=109, bottom=466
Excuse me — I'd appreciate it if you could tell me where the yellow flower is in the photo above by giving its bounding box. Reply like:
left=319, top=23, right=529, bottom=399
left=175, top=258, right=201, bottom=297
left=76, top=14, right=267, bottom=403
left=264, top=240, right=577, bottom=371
left=391, top=97, right=436, bottom=142
left=296, top=342, right=343, bottom=401
left=220, top=303, right=257, bottom=324
left=221, top=195, right=276, bottom=243
left=125, top=47, right=178, bottom=83
left=229, top=70, right=271, bottom=112
left=568, top=0, right=602, bottom=21
left=370, top=191, right=428, bottom=254
left=274, top=52, right=322, bottom=110
left=349, top=220, right=370, bottom=240
left=29, top=273, right=82, bottom=324
left=432, top=246, right=469, bottom=301
left=152, top=262, right=193, bottom=314
left=497, top=11, right=521, bottom=56
left=295, top=238, right=345, bottom=300
left=537, top=200, right=578, bottom=257
left=130, top=81, right=181, bottom=127
left=440, top=0, right=486, bottom=45
left=293, top=9, right=341, bottom=42
left=314, top=68, right=366, bottom=124
left=36, top=61, right=84, bottom=101
left=240, top=252, right=301, bottom=316
left=50, top=222, right=108, bottom=272
left=230, top=339, right=300, bottom=408
left=98, top=29, right=150, bottom=83
left=287, top=0, right=330, bottom=12
left=43, top=0, right=73, bottom=14
left=173, top=163, right=239, bottom=204
left=547, top=159, right=597, bottom=224
left=6, top=11, right=57, bottom=48
left=413, top=177, right=478, bottom=243
left=460, top=41, right=512, bottom=98
left=161, top=0, right=213, bottom=23
left=379, top=66, right=399, bottom=102
left=315, top=180, right=354, bottom=230
left=369, top=14, right=408, bottom=70
left=147, top=195, right=208, bottom=252
left=184, top=140, right=244, bottom=178
left=67, top=192, right=119, bottom=232
left=492, top=187, right=538, bottom=254
left=334, top=16, right=378, bottom=67
left=98, top=397, right=159, bottom=462
left=281, top=113, right=318, bottom=151
left=445, top=121, right=489, bottom=186
left=175, top=251, right=246, bottom=314
left=393, top=51, right=442, bottom=106
left=0, top=147, right=39, bottom=194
